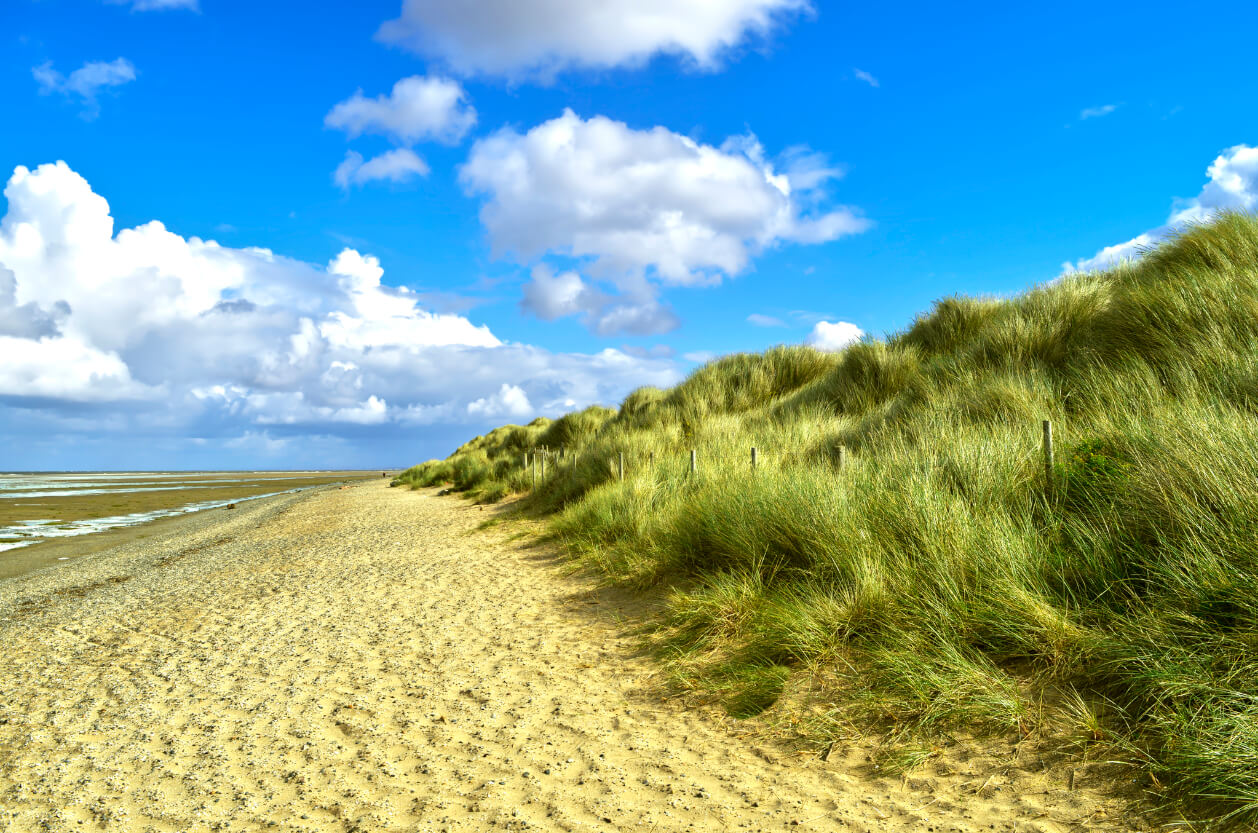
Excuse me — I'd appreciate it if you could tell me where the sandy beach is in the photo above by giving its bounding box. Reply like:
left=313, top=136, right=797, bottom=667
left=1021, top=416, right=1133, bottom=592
left=0, top=481, right=1153, bottom=832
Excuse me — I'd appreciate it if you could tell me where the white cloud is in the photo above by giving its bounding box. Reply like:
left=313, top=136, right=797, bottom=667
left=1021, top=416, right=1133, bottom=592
left=853, top=68, right=879, bottom=88
left=520, top=264, right=598, bottom=321
left=1064, top=144, right=1258, bottom=273
left=591, top=299, right=680, bottom=336
left=0, top=265, right=66, bottom=338
left=463, top=111, right=868, bottom=285
left=334, top=149, right=430, bottom=189
left=321, top=248, right=500, bottom=352
left=109, top=0, right=198, bottom=10
left=467, top=383, right=532, bottom=419
left=33, top=58, right=136, bottom=117
left=0, top=333, right=148, bottom=401
left=0, top=161, right=681, bottom=447
left=377, top=0, right=811, bottom=79
left=518, top=264, right=679, bottom=335
left=1079, top=104, right=1118, bottom=120
left=462, top=110, right=868, bottom=334
left=747, top=313, right=785, bottom=327
left=1168, top=145, right=1258, bottom=223
left=325, top=76, right=476, bottom=145
left=1064, top=233, right=1158, bottom=274
left=228, top=391, right=392, bottom=426
left=805, top=320, right=863, bottom=352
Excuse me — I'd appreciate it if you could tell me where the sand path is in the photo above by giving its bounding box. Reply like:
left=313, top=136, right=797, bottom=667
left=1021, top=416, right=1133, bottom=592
left=0, top=482, right=1149, bottom=832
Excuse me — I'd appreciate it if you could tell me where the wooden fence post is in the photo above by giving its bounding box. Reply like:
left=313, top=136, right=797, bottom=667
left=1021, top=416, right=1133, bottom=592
left=532, top=451, right=537, bottom=487
left=618, top=452, right=625, bottom=481
left=1042, top=419, right=1054, bottom=492
left=837, top=445, right=847, bottom=470
left=690, top=449, right=697, bottom=475
left=751, top=446, right=758, bottom=471
left=541, top=452, right=546, bottom=480
left=649, top=450, right=655, bottom=467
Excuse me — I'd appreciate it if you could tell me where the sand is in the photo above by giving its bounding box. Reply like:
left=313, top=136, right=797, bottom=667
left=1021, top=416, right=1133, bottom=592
left=0, top=481, right=1155, bottom=832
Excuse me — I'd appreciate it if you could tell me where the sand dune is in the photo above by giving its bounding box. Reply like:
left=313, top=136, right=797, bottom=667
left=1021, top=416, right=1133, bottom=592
left=0, top=482, right=1152, bottom=831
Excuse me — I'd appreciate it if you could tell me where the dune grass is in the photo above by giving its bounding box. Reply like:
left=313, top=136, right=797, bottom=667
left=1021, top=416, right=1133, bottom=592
left=394, top=214, right=1258, bottom=826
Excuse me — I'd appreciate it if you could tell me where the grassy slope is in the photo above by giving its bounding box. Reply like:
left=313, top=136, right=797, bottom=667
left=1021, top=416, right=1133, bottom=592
left=395, top=215, right=1258, bottom=826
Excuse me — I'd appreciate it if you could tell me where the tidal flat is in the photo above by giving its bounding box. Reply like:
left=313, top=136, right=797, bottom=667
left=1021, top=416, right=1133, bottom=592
left=0, top=471, right=378, bottom=579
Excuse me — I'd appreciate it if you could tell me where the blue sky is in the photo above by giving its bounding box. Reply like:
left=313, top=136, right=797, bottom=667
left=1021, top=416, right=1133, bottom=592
left=1, top=0, right=1256, bottom=470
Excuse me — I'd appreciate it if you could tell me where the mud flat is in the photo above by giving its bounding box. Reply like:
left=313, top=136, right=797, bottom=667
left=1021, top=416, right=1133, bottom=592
left=0, top=471, right=376, bottom=579
left=0, top=481, right=1155, bottom=831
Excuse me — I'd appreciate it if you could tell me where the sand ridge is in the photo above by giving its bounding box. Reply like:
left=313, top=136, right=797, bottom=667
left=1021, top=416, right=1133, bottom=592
left=0, top=482, right=1152, bottom=831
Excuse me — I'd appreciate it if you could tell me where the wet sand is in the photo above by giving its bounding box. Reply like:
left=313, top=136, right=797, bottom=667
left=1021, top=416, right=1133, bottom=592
left=0, top=472, right=377, bottom=579
left=0, top=481, right=1155, bottom=831
left=0, top=471, right=376, bottom=528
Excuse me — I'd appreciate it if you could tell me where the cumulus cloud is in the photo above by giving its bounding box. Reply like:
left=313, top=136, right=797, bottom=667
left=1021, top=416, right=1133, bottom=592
left=467, top=383, right=532, bottom=419
left=325, top=76, right=476, bottom=145
left=377, top=0, right=811, bottom=79
left=334, top=149, right=430, bottom=189
left=1064, top=144, right=1258, bottom=273
left=518, top=264, right=679, bottom=335
left=805, top=320, right=863, bottom=352
left=33, top=58, right=136, bottom=117
left=590, top=298, right=681, bottom=337
left=0, top=333, right=146, bottom=401
left=0, top=162, right=680, bottom=455
left=1168, top=146, right=1258, bottom=223
left=0, top=265, right=67, bottom=339
left=520, top=265, right=599, bottom=321
left=463, top=111, right=868, bottom=284
left=462, top=110, right=868, bottom=335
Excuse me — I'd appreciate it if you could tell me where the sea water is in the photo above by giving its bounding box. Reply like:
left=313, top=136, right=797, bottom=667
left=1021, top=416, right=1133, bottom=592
left=0, top=472, right=337, bottom=553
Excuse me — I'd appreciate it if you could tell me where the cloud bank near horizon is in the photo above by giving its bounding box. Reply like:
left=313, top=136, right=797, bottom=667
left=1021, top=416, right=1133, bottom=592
left=0, top=162, right=680, bottom=462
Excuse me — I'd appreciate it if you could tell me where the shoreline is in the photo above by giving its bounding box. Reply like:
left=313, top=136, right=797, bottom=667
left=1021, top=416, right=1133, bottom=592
left=0, top=476, right=375, bottom=582
left=0, top=483, right=332, bottom=584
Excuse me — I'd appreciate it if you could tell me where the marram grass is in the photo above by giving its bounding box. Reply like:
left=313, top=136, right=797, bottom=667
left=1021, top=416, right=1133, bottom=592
left=394, top=214, right=1258, bottom=826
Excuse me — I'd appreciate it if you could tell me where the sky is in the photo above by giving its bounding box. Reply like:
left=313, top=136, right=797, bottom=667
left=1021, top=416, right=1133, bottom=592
left=1, top=0, right=1256, bottom=471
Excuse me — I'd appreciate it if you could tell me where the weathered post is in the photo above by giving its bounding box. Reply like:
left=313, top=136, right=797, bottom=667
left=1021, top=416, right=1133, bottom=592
left=690, top=449, right=697, bottom=475
left=837, top=444, right=847, bottom=470
left=522, top=453, right=528, bottom=472
left=649, top=450, right=655, bottom=467
left=618, top=452, right=625, bottom=481
left=532, top=451, right=537, bottom=487
left=1042, top=419, right=1054, bottom=493
left=541, top=451, right=547, bottom=480
left=751, top=446, right=758, bottom=472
